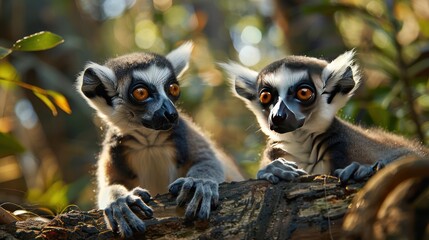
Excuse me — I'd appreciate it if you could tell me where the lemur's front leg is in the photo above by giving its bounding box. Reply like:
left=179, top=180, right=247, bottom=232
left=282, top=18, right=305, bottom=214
left=334, top=162, right=375, bottom=183
left=96, top=140, right=154, bottom=238
left=334, top=151, right=417, bottom=183
left=257, top=158, right=307, bottom=184
left=169, top=159, right=223, bottom=220
left=257, top=146, right=307, bottom=183
left=169, top=177, right=219, bottom=220
left=99, top=185, right=153, bottom=238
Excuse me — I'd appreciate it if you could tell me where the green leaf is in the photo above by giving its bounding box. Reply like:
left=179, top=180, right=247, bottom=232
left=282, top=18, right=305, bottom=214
left=0, top=47, right=12, bottom=59
left=0, top=61, right=20, bottom=89
left=417, top=95, right=429, bottom=110
left=12, top=31, right=64, bottom=51
left=367, top=103, right=391, bottom=128
left=303, top=3, right=390, bottom=27
left=409, top=58, right=429, bottom=78
left=0, top=133, right=25, bottom=158
left=34, top=92, right=58, bottom=116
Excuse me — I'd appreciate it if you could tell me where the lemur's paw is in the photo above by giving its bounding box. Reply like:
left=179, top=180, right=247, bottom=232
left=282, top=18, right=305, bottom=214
left=104, top=188, right=153, bottom=238
left=334, top=161, right=375, bottom=183
left=257, top=158, right=307, bottom=184
left=169, top=177, right=219, bottom=220
left=130, top=187, right=152, bottom=202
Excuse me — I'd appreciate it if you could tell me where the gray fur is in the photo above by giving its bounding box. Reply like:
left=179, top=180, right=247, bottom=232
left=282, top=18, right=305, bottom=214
left=222, top=50, right=428, bottom=184
left=77, top=42, right=243, bottom=238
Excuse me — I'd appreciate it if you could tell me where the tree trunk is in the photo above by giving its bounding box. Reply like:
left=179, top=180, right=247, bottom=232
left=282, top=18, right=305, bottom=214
left=2, top=156, right=428, bottom=240
left=0, top=175, right=362, bottom=239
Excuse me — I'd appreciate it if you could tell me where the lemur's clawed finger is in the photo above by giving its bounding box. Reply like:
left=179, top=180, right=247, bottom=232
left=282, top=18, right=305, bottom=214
left=131, top=187, right=152, bottom=203
left=168, top=177, right=186, bottom=196
left=257, top=159, right=307, bottom=183
left=171, top=177, right=219, bottom=220
left=334, top=161, right=375, bottom=183
left=104, top=194, right=150, bottom=238
left=176, top=178, right=195, bottom=206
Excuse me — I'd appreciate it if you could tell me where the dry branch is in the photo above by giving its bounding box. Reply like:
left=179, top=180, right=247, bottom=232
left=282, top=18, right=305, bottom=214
left=0, top=176, right=362, bottom=239
left=2, top=155, right=429, bottom=240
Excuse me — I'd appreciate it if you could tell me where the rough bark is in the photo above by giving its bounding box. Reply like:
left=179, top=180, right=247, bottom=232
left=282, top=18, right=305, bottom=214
left=0, top=175, right=362, bottom=240
left=2, top=156, right=428, bottom=240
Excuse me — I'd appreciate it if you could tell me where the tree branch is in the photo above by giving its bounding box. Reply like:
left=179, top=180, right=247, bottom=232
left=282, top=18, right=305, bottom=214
left=0, top=176, right=363, bottom=239
left=1, top=155, right=428, bottom=240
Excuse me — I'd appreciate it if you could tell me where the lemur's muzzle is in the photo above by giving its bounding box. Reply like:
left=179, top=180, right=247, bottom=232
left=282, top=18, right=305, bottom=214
left=143, top=100, right=178, bottom=131
left=269, top=100, right=305, bottom=134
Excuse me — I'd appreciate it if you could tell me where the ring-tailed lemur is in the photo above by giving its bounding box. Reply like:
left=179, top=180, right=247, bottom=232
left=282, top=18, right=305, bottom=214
left=221, top=50, right=429, bottom=184
left=76, top=42, right=243, bottom=238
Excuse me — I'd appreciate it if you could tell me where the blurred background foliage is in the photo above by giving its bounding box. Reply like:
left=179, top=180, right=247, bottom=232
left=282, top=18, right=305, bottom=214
left=0, top=0, right=428, bottom=213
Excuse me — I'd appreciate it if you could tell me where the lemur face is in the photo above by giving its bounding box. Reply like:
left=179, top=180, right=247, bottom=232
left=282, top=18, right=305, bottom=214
left=256, top=62, right=322, bottom=133
left=222, top=51, right=360, bottom=136
left=77, top=42, right=193, bottom=132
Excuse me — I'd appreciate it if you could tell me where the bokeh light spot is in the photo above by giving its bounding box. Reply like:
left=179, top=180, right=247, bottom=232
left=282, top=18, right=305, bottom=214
left=241, top=26, right=262, bottom=45
left=103, top=0, right=127, bottom=19
left=153, top=0, right=172, bottom=12
left=135, top=20, right=158, bottom=49
left=239, top=45, right=261, bottom=66
left=15, top=99, right=38, bottom=129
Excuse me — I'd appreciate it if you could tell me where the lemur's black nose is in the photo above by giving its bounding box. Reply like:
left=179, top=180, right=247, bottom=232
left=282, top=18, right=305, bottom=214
left=164, top=111, right=178, bottom=123
left=272, top=114, right=285, bottom=125
left=160, top=99, right=179, bottom=124
left=271, top=101, right=287, bottom=125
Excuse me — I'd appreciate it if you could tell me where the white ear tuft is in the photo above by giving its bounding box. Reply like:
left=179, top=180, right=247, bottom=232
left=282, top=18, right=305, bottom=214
left=166, top=41, right=194, bottom=78
left=219, top=61, right=259, bottom=101
left=322, top=50, right=361, bottom=91
left=321, top=50, right=361, bottom=105
left=78, top=62, right=117, bottom=96
left=75, top=62, right=118, bottom=119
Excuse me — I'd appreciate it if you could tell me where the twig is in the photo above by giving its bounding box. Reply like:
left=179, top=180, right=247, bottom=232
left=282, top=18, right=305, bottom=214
left=0, top=206, right=20, bottom=224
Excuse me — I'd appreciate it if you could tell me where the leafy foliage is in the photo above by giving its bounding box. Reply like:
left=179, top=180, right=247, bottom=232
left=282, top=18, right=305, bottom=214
left=11, top=32, right=64, bottom=52
left=0, top=31, right=69, bottom=117
left=0, top=31, right=68, bottom=180
left=0, top=133, right=25, bottom=158
left=1, top=31, right=64, bottom=59
left=0, top=47, right=12, bottom=59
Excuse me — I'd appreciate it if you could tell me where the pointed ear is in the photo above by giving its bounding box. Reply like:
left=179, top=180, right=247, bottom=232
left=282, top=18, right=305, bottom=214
left=219, top=61, right=259, bottom=101
left=77, top=62, right=117, bottom=107
left=322, top=50, right=361, bottom=104
left=166, top=41, right=193, bottom=78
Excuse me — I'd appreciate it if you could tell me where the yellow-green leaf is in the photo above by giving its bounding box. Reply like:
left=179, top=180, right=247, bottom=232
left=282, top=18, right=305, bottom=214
left=47, top=90, right=72, bottom=114
left=12, top=31, right=64, bottom=51
left=0, top=132, right=25, bottom=158
left=34, top=92, right=58, bottom=116
left=0, top=47, right=12, bottom=59
left=0, top=60, right=20, bottom=89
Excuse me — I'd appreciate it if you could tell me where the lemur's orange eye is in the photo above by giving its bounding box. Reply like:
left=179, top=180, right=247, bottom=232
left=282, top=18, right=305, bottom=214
left=296, top=87, right=314, bottom=101
left=259, top=91, right=272, bottom=104
left=132, top=87, right=149, bottom=101
left=169, top=83, right=180, bottom=97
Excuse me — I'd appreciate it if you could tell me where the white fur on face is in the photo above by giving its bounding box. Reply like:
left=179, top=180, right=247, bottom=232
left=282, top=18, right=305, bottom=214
left=132, top=65, right=173, bottom=88
left=263, top=67, right=308, bottom=98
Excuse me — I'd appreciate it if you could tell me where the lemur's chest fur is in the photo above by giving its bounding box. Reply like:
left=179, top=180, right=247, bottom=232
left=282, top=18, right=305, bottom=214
left=271, top=130, right=331, bottom=174
left=121, top=130, right=179, bottom=195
